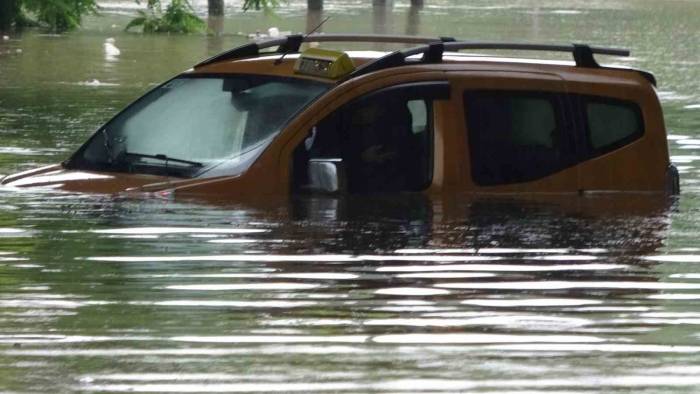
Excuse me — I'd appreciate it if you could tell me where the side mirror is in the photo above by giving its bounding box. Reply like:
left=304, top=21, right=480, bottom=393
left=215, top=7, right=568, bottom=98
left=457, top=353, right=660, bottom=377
left=308, top=158, right=346, bottom=194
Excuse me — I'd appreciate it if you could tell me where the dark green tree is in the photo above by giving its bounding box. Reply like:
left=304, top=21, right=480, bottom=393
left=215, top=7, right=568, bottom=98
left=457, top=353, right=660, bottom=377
left=1, top=0, right=96, bottom=32
left=0, top=0, right=22, bottom=31
left=23, top=0, right=97, bottom=32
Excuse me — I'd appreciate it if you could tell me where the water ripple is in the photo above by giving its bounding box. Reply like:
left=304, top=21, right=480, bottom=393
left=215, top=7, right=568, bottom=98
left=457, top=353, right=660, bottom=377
left=436, top=281, right=700, bottom=290
left=165, top=283, right=322, bottom=291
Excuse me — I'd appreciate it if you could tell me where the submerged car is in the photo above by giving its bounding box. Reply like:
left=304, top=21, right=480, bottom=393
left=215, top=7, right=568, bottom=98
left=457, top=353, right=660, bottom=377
left=1, top=34, right=680, bottom=200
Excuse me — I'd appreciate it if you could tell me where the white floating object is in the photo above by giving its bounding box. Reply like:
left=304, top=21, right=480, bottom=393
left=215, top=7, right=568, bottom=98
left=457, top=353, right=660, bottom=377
left=267, top=27, right=280, bottom=37
left=76, top=79, right=119, bottom=87
left=104, top=38, right=120, bottom=59
left=104, top=43, right=120, bottom=55
left=15, top=48, right=22, bottom=54
left=551, top=9, right=582, bottom=15
left=248, top=30, right=267, bottom=40
left=2, top=35, right=9, bottom=41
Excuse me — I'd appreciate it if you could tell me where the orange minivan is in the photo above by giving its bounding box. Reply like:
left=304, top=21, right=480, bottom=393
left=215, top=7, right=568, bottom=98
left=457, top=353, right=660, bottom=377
left=1, top=34, right=680, bottom=201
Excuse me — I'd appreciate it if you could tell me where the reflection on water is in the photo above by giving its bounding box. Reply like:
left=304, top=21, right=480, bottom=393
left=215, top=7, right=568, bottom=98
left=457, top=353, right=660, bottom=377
left=2, top=0, right=700, bottom=392
left=0, top=191, right=697, bottom=392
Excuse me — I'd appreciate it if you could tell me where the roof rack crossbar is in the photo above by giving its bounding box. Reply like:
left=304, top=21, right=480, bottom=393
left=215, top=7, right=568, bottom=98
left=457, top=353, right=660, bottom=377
left=440, top=42, right=629, bottom=58
left=439, top=42, right=629, bottom=66
left=347, top=41, right=630, bottom=80
left=195, top=34, right=447, bottom=68
left=303, top=34, right=447, bottom=44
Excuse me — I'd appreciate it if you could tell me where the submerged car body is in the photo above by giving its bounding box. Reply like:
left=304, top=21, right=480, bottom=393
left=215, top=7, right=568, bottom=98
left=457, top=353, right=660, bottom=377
left=1, top=34, right=680, bottom=201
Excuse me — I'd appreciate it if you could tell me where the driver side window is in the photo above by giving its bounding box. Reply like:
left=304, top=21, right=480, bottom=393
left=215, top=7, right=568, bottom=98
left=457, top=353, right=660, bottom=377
left=292, top=84, right=439, bottom=194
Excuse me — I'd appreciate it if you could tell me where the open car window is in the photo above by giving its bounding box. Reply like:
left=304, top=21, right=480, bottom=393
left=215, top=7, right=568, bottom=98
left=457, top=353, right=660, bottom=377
left=67, top=75, right=329, bottom=178
left=292, top=82, right=446, bottom=194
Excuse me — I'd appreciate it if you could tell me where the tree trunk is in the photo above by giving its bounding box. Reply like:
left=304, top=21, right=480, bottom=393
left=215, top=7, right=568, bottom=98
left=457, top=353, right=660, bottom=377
left=207, top=16, right=225, bottom=56
left=306, top=7, right=323, bottom=34
left=308, top=0, right=323, bottom=11
left=208, top=15, right=224, bottom=37
left=406, top=3, right=420, bottom=36
left=372, top=0, right=393, bottom=49
left=208, top=0, right=224, bottom=16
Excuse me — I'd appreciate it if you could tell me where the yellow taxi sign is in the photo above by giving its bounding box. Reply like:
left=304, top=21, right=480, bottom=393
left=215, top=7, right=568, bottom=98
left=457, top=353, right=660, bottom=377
left=294, top=48, right=355, bottom=79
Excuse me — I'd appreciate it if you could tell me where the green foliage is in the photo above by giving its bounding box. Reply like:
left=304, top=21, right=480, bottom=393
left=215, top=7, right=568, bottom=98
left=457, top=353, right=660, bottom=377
left=23, top=0, right=98, bottom=32
left=0, top=0, right=95, bottom=32
left=242, top=0, right=284, bottom=13
left=123, top=0, right=286, bottom=34
left=126, top=0, right=204, bottom=34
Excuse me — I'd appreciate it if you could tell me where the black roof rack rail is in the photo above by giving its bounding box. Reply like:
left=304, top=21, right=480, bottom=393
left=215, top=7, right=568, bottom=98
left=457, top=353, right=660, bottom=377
left=440, top=42, right=629, bottom=62
left=195, top=34, right=454, bottom=68
left=346, top=41, right=631, bottom=81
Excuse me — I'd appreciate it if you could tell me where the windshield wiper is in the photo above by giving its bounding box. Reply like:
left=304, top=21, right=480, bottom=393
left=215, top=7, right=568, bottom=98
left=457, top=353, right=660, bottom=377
left=122, top=152, right=203, bottom=168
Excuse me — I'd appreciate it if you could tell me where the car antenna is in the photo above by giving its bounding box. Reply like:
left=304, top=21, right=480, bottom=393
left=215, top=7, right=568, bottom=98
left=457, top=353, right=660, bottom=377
left=274, top=16, right=330, bottom=66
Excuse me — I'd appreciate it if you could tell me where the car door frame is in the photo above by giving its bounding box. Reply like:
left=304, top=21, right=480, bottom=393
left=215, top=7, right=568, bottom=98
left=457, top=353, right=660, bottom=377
left=275, top=70, right=453, bottom=195
left=449, top=70, right=580, bottom=193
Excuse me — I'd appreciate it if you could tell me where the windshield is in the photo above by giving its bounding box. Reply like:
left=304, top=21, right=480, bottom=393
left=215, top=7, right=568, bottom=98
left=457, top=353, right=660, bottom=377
left=67, top=75, right=329, bottom=178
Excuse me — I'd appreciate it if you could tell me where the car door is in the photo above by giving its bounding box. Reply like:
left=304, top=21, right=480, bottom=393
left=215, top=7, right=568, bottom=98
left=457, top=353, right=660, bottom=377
left=283, top=79, right=451, bottom=195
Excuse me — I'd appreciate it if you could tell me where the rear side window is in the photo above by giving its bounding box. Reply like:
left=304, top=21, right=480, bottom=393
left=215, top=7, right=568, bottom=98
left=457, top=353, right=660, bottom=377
left=584, top=98, right=644, bottom=154
left=464, top=91, right=571, bottom=186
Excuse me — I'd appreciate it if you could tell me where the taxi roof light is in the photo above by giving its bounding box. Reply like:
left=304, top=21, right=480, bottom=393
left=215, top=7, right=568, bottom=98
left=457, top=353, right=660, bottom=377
left=294, top=48, right=355, bottom=79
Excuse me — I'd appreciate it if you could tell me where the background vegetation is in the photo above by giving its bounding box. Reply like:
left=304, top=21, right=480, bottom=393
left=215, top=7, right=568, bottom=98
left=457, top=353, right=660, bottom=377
left=0, top=0, right=291, bottom=33
left=1, top=0, right=98, bottom=32
left=125, top=0, right=204, bottom=33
